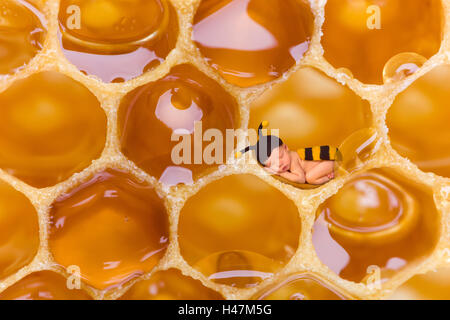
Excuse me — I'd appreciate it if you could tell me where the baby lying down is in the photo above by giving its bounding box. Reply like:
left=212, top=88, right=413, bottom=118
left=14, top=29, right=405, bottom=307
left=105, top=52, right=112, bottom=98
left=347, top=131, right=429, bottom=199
left=238, top=122, right=339, bottom=185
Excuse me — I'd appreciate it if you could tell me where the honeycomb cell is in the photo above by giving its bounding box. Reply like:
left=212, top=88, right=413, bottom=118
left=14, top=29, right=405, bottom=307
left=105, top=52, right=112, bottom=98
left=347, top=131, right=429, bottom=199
left=322, top=0, right=442, bottom=84
left=0, top=0, right=46, bottom=75
left=58, top=0, right=178, bottom=82
left=120, top=269, right=223, bottom=300
left=178, top=174, right=301, bottom=288
left=194, top=250, right=283, bottom=288
left=0, top=180, right=39, bottom=280
left=0, top=271, right=92, bottom=300
left=253, top=273, right=352, bottom=300
left=388, top=267, right=450, bottom=300
left=387, top=65, right=450, bottom=178
left=48, top=169, right=170, bottom=291
left=192, top=0, right=314, bottom=87
left=250, top=67, right=374, bottom=171
left=0, top=72, right=107, bottom=188
left=118, top=64, right=239, bottom=186
left=312, top=168, right=440, bottom=283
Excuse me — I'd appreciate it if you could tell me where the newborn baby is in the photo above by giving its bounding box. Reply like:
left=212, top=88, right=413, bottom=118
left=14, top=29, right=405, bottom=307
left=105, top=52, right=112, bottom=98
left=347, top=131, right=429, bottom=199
left=238, top=122, right=338, bottom=185
left=264, top=143, right=335, bottom=185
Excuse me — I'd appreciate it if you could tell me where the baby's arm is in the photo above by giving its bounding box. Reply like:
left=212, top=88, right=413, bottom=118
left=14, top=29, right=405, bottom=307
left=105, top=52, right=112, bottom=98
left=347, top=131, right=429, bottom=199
left=278, top=171, right=306, bottom=184
left=277, top=152, right=305, bottom=183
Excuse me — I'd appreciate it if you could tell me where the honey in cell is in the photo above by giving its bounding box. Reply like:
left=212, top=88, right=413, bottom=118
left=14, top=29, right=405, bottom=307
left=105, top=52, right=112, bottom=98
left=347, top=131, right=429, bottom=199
left=250, top=67, right=375, bottom=172
left=387, top=65, right=450, bottom=178
left=0, top=180, right=39, bottom=280
left=118, top=64, right=239, bottom=186
left=388, top=267, right=450, bottom=300
left=0, top=271, right=92, bottom=300
left=194, top=250, right=283, bottom=288
left=312, top=168, right=440, bottom=283
left=192, top=0, right=314, bottom=87
left=120, top=269, right=224, bottom=300
left=48, top=169, right=170, bottom=291
left=0, top=0, right=46, bottom=75
left=0, top=71, right=107, bottom=188
left=322, top=0, right=442, bottom=84
left=178, top=174, right=301, bottom=288
left=253, top=273, right=352, bottom=300
left=58, top=0, right=178, bottom=83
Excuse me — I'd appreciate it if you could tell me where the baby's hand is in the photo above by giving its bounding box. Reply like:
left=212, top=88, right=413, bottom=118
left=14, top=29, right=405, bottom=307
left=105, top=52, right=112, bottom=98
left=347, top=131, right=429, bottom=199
left=327, top=171, right=335, bottom=179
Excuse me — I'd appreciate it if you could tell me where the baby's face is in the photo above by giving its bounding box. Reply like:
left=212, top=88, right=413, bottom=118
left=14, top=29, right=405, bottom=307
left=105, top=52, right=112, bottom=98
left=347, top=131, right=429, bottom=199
left=265, top=144, right=291, bottom=173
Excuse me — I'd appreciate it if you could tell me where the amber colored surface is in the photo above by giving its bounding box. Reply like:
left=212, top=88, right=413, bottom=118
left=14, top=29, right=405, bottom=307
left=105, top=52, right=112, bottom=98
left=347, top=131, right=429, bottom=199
left=48, top=169, right=170, bottom=291
left=120, top=269, right=223, bottom=300
left=118, top=64, right=239, bottom=186
left=312, top=168, right=440, bottom=283
left=388, top=267, right=450, bottom=300
left=250, top=67, right=372, bottom=154
left=387, top=65, right=450, bottom=178
left=0, top=0, right=46, bottom=75
left=58, top=0, right=178, bottom=82
left=178, top=174, right=301, bottom=288
left=322, top=0, right=442, bottom=84
left=192, top=0, right=314, bottom=87
left=253, top=273, right=351, bottom=300
left=0, top=181, right=39, bottom=280
left=194, top=250, right=283, bottom=288
left=0, top=271, right=92, bottom=300
left=0, top=71, right=107, bottom=188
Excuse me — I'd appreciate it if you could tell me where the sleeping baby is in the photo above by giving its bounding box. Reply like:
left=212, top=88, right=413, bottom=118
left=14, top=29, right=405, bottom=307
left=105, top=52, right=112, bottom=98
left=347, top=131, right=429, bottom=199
left=237, top=122, right=339, bottom=185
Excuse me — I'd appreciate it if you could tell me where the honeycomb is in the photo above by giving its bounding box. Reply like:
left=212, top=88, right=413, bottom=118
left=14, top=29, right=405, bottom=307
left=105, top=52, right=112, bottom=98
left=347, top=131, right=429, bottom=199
left=0, top=0, right=449, bottom=301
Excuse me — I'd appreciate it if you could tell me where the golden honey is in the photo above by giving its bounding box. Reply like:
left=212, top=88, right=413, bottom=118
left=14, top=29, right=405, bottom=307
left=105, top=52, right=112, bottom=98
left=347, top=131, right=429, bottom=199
left=0, top=271, right=92, bottom=300
left=313, top=168, right=440, bottom=283
left=0, top=0, right=448, bottom=301
left=322, top=0, right=442, bottom=84
left=253, top=273, right=352, bottom=300
left=389, top=267, right=450, bottom=300
left=192, top=0, right=314, bottom=87
left=48, top=169, right=170, bottom=291
left=0, top=0, right=45, bottom=75
left=118, top=64, right=239, bottom=186
left=58, top=0, right=178, bottom=82
left=0, top=71, right=107, bottom=188
left=387, top=65, right=450, bottom=178
left=178, top=174, right=301, bottom=288
left=120, top=269, right=223, bottom=300
left=0, top=180, right=39, bottom=280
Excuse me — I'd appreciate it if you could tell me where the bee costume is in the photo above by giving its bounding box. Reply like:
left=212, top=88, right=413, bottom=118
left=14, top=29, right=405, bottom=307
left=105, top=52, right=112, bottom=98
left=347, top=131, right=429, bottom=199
left=235, top=121, right=341, bottom=189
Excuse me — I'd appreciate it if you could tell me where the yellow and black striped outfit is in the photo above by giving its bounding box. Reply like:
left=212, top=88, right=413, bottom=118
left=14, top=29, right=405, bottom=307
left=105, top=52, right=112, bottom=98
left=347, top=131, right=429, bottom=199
left=297, top=146, right=339, bottom=161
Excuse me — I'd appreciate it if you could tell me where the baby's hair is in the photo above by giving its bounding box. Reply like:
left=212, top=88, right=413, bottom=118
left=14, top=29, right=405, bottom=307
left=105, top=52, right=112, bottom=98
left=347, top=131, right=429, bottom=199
left=239, top=122, right=283, bottom=165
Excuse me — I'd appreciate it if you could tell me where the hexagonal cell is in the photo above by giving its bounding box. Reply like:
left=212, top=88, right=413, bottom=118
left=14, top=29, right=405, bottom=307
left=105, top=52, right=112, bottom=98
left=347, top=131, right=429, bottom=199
left=48, top=169, right=170, bottom=291
left=118, top=64, right=240, bottom=186
left=312, top=168, right=440, bottom=283
left=0, top=271, right=92, bottom=300
left=0, top=180, right=39, bottom=280
left=0, top=71, right=107, bottom=188
left=0, top=0, right=46, bottom=75
left=388, top=267, right=450, bottom=300
left=192, top=0, right=314, bottom=87
left=387, top=65, right=450, bottom=178
left=120, top=269, right=224, bottom=300
left=250, top=67, right=375, bottom=175
left=58, top=0, right=179, bottom=83
left=178, top=174, right=301, bottom=288
left=252, top=273, right=352, bottom=300
left=321, top=0, right=442, bottom=84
